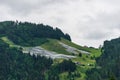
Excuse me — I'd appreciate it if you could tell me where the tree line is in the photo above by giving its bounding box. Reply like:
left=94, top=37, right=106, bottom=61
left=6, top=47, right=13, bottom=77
left=0, top=21, right=71, bottom=46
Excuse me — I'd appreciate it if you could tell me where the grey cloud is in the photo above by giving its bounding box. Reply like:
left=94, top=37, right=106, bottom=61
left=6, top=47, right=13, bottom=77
left=76, top=10, right=120, bottom=40
left=0, top=0, right=70, bottom=15
left=0, top=0, right=37, bottom=15
left=0, top=0, right=120, bottom=47
left=84, top=31, right=111, bottom=40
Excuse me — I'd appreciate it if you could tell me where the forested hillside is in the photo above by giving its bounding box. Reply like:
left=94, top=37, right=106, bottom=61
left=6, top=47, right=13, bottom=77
left=0, top=39, right=77, bottom=80
left=86, top=37, right=120, bottom=80
left=0, top=39, right=53, bottom=80
left=0, top=21, right=102, bottom=80
left=0, top=21, right=71, bottom=46
left=0, top=21, right=79, bottom=80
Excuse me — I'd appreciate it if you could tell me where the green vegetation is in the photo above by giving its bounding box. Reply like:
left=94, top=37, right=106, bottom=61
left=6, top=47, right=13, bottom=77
left=0, top=39, right=53, bottom=80
left=48, top=59, right=77, bottom=80
left=41, top=39, right=72, bottom=55
left=0, top=21, right=103, bottom=80
left=0, top=21, right=71, bottom=46
left=1, top=37, right=14, bottom=45
left=86, top=37, right=120, bottom=80
left=46, top=38, right=101, bottom=80
left=0, top=39, right=78, bottom=80
left=61, top=38, right=101, bottom=57
left=0, top=21, right=118, bottom=80
left=61, top=38, right=91, bottom=52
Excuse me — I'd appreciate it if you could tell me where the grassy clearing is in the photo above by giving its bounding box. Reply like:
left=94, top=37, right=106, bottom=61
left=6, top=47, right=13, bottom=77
left=89, top=48, right=101, bottom=58
left=1, top=37, right=21, bottom=48
left=41, top=39, right=72, bottom=55
left=1, top=37, right=15, bottom=45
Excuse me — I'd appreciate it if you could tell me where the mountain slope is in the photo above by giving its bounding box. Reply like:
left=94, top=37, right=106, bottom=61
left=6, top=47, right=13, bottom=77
left=1, top=36, right=101, bottom=80
left=0, top=21, right=101, bottom=80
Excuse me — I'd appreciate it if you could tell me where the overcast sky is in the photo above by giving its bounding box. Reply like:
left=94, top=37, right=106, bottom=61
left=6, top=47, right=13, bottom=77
left=0, top=0, right=120, bottom=47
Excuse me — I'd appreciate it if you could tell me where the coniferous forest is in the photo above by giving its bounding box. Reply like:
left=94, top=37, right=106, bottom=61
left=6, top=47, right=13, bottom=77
left=0, top=39, right=51, bottom=80
left=86, top=38, right=120, bottom=80
left=0, top=21, right=71, bottom=46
